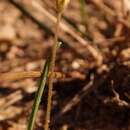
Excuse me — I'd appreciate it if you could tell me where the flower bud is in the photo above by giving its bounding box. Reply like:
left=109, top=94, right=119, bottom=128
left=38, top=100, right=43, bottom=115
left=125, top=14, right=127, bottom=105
left=56, top=0, right=70, bottom=12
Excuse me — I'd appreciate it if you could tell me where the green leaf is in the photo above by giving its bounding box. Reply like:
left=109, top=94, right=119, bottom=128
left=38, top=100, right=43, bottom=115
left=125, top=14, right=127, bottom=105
left=27, top=55, right=51, bottom=130
left=27, top=42, right=61, bottom=130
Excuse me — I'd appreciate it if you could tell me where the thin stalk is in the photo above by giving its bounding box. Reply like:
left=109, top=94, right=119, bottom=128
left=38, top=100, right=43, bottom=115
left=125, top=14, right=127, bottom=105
left=79, top=0, right=86, bottom=24
left=27, top=55, right=51, bottom=130
left=44, top=12, right=62, bottom=130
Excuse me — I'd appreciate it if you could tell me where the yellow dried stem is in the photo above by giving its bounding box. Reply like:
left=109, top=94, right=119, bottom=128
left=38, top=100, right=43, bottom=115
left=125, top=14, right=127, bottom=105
left=0, top=71, right=65, bottom=82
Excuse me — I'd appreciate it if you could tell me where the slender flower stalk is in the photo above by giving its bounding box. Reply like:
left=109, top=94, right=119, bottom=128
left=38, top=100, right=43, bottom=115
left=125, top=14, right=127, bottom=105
left=44, top=11, right=62, bottom=130
left=44, top=1, right=70, bottom=130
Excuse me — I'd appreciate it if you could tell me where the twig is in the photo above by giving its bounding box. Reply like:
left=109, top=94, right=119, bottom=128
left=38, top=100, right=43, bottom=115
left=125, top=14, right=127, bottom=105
left=58, top=74, right=94, bottom=115
left=52, top=72, right=108, bottom=125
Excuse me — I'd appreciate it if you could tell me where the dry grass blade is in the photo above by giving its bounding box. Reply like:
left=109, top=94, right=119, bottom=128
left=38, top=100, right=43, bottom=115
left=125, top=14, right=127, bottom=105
left=0, top=71, right=65, bottom=82
left=0, top=90, right=22, bottom=109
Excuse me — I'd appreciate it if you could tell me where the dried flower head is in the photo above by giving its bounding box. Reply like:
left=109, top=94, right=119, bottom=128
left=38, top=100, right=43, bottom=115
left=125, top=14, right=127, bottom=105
left=56, top=0, right=70, bottom=12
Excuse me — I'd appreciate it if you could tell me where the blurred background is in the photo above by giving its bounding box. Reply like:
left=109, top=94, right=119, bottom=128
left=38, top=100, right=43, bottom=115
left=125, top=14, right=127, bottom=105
left=0, top=0, right=130, bottom=130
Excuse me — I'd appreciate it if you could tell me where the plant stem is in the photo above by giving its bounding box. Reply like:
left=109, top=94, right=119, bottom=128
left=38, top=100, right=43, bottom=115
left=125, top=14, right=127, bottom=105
left=44, top=12, right=62, bottom=130
left=79, top=0, right=86, bottom=24
left=27, top=55, right=51, bottom=130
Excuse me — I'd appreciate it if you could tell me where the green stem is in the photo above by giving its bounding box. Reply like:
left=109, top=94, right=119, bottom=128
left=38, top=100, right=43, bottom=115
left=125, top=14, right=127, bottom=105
left=27, top=55, right=51, bottom=130
left=79, top=0, right=86, bottom=24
